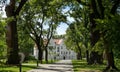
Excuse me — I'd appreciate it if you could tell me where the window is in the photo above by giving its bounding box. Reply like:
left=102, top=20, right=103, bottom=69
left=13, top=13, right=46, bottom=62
left=61, top=51, right=62, bottom=54
left=61, top=46, right=63, bottom=49
left=69, top=51, right=71, bottom=54
left=57, top=47, right=59, bottom=52
left=49, top=46, right=53, bottom=50
left=66, top=52, right=67, bottom=54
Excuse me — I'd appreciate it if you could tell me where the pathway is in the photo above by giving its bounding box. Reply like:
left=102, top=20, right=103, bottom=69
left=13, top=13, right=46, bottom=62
left=27, top=60, right=74, bottom=72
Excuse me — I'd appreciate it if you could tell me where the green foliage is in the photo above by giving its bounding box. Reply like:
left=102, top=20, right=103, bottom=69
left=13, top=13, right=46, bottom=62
left=17, top=14, right=34, bottom=59
left=96, top=14, right=120, bottom=58
left=0, top=16, right=7, bottom=58
left=92, top=38, right=104, bottom=54
left=25, top=55, right=36, bottom=61
left=53, top=35, right=65, bottom=39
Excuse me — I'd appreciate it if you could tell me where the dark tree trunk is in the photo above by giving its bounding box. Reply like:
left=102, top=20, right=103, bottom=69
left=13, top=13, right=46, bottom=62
left=77, top=47, right=82, bottom=60
left=77, top=52, right=81, bottom=60
left=103, top=41, right=118, bottom=72
left=103, top=51, right=118, bottom=72
left=5, top=1, right=19, bottom=65
left=37, top=45, right=43, bottom=64
left=6, top=20, right=20, bottom=65
left=89, top=52, right=103, bottom=64
left=86, top=50, right=89, bottom=63
left=45, top=47, right=48, bottom=63
left=5, top=0, right=27, bottom=65
left=76, top=42, right=82, bottom=60
left=84, top=42, right=89, bottom=63
left=88, top=0, right=103, bottom=64
left=88, top=13, right=103, bottom=64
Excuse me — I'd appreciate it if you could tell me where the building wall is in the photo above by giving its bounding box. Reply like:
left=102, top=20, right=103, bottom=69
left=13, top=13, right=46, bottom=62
left=33, top=38, right=77, bottom=60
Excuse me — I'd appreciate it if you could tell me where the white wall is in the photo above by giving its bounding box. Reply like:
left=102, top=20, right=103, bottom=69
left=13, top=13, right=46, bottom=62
left=34, top=38, right=77, bottom=60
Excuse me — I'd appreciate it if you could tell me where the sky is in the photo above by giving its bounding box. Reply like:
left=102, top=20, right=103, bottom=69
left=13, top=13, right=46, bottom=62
left=56, top=17, right=74, bottom=35
left=56, top=23, right=68, bottom=35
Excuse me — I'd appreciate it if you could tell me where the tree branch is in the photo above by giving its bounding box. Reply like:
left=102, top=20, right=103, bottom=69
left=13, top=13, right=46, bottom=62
left=90, top=0, right=100, bottom=18
left=97, top=0, right=105, bottom=18
left=76, top=0, right=90, bottom=6
left=110, top=0, right=120, bottom=15
left=15, top=0, right=27, bottom=15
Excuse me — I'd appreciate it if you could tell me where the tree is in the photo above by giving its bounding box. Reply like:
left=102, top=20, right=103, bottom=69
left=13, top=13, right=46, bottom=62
left=43, top=24, right=54, bottom=63
left=63, top=0, right=90, bottom=61
left=90, top=0, right=120, bottom=71
left=19, top=0, right=66, bottom=65
left=74, top=0, right=103, bottom=64
left=5, top=0, right=27, bottom=65
left=65, top=24, right=82, bottom=60
left=76, top=0, right=120, bottom=71
left=97, top=14, right=120, bottom=72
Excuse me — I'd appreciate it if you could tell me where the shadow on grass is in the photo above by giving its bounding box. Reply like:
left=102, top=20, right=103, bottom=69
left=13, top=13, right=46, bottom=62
left=0, top=70, right=14, bottom=72
left=72, top=60, right=105, bottom=72
left=0, top=64, right=36, bottom=72
left=22, top=65, right=36, bottom=69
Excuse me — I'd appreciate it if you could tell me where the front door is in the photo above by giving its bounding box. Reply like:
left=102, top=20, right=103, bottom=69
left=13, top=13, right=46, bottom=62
left=63, top=56, right=65, bottom=60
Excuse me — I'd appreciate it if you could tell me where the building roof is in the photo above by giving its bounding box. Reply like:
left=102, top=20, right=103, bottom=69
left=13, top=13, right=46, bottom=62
left=54, top=39, right=63, bottom=45
left=34, top=38, right=63, bottom=49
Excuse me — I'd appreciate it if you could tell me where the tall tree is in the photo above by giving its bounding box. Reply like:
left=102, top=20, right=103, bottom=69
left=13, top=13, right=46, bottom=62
left=5, top=0, right=27, bottom=65
left=43, top=24, right=55, bottom=63
left=19, top=0, right=66, bottom=65
left=65, top=23, right=83, bottom=60
left=76, top=0, right=120, bottom=71
left=64, top=0, right=90, bottom=61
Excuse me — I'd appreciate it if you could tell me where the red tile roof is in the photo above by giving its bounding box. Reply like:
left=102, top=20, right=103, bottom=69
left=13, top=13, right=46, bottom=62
left=54, top=39, right=63, bottom=45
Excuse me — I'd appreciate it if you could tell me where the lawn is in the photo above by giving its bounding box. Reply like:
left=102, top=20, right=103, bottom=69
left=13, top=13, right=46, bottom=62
left=0, top=60, right=58, bottom=72
left=72, top=59, right=120, bottom=72
left=0, top=63, right=36, bottom=72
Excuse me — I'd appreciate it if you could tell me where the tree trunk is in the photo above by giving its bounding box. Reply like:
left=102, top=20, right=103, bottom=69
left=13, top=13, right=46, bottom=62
left=6, top=20, right=20, bottom=65
left=103, top=41, right=118, bottom=72
left=77, top=48, right=82, bottom=60
left=45, top=47, right=48, bottom=63
left=89, top=13, right=103, bottom=64
left=76, top=42, right=82, bottom=60
left=77, top=52, right=81, bottom=60
left=5, top=0, right=27, bottom=65
left=84, top=42, right=89, bottom=63
left=35, top=40, right=43, bottom=65
left=38, top=45, right=43, bottom=64
left=89, top=51, right=103, bottom=64
left=5, top=1, right=19, bottom=65
left=103, top=51, right=118, bottom=72
left=86, top=50, right=89, bottom=63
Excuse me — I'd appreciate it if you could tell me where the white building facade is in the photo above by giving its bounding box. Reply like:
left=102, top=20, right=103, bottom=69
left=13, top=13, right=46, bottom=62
left=33, top=38, right=77, bottom=60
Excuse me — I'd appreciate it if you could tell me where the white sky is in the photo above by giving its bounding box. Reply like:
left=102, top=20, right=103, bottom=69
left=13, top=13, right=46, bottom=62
left=56, top=23, right=68, bottom=35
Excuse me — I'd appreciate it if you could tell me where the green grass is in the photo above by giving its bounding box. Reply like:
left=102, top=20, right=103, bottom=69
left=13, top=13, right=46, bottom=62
left=0, top=60, right=58, bottom=72
left=72, top=59, right=105, bottom=72
left=0, top=64, right=36, bottom=72
left=72, top=59, right=120, bottom=72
